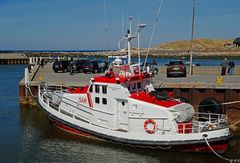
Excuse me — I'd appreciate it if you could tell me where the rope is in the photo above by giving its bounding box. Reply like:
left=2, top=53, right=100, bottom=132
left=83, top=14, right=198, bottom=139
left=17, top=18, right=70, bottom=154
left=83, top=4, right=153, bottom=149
left=203, top=135, right=240, bottom=163
left=229, top=120, right=240, bottom=127
left=194, top=100, right=240, bottom=108
left=143, top=0, right=164, bottom=71
left=26, top=84, right=38, bottom=98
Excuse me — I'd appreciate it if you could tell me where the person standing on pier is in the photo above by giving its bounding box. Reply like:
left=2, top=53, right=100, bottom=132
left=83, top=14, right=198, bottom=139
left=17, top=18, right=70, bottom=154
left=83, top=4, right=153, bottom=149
left=228, top=60, right=235, bottom=75
left=220, top=58, right=228, bottom=76
left=40, top=59, right=45, bottom=68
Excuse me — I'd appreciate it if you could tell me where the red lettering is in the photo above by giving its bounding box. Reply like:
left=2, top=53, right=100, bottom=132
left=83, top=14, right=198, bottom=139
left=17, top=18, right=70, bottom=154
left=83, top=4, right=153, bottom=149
left=79, top=97, right=87, bottom=103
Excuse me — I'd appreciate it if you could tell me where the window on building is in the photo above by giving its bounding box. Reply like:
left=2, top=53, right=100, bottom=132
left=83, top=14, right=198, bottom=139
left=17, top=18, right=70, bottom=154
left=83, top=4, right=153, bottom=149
left=102, top=85, right=107, bottom=94
left=95, top=85, right=100, bottom=93
left=102, top=98, right=107, bottom=105
left=95, top=97, right=100, bottom=103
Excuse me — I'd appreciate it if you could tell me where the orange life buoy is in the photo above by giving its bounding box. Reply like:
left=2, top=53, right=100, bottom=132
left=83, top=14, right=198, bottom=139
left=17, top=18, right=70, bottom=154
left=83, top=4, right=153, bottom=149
left=144, top=119, right=157, bottom=134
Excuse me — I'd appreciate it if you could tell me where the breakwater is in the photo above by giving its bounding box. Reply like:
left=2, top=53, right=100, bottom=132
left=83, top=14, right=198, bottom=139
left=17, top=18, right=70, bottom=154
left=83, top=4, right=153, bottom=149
left=0, top=53, right=29, bottom=64
left=2, top=48, right=239, bottom=60
left=0, top=48, right=240, bottom=66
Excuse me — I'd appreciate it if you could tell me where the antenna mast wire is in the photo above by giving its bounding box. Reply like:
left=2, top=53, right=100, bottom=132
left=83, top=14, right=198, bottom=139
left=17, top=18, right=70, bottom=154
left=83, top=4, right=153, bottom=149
left=104, top=0, right=109, bottom=51
left=143, top=0, right=163, bottom=71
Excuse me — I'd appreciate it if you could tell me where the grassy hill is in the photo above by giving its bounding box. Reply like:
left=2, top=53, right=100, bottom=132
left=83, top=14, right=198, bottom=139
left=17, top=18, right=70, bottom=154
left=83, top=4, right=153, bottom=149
left=155, top=38, right=234, bottom=51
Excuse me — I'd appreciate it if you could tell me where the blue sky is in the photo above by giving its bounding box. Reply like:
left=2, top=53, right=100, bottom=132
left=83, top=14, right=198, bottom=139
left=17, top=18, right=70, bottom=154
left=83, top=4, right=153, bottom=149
left=0, top=0, right=239, bottom=50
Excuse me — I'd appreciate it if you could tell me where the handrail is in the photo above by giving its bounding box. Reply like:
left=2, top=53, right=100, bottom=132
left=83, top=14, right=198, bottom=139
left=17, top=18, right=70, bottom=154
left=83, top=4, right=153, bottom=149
left=40, top=84, right=114, bottom=117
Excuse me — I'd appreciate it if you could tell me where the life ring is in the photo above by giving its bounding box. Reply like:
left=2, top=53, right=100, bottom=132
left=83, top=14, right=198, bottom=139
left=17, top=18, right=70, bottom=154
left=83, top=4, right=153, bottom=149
left=144, top=119, right=157, bottom=134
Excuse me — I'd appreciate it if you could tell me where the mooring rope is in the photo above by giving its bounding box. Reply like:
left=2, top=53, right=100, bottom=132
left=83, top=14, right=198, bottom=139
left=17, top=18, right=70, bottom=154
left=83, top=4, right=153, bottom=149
left=26, top=85, right=38, bottom=98
left=229, top=120, right=240, bottom=127
left=194, top=100, right=240, bottom=108
left=202, top=135, right=240, bottom=163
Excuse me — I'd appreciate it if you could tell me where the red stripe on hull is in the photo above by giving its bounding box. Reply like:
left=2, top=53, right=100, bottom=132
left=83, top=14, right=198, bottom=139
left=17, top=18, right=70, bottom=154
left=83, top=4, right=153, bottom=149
left=174, top=143, right=228, bottom=153
left=49, top=118, right=228, bottom=153
left=51, top=119, right=96, bottom=139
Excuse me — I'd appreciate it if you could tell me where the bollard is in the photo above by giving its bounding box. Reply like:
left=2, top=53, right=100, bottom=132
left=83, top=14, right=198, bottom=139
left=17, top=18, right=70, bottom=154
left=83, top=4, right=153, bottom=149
left=216, top=76, right=223, bottom=84
left=24, top=68, right=29, bottom=97
left=24, top=68, right=29, bottom=85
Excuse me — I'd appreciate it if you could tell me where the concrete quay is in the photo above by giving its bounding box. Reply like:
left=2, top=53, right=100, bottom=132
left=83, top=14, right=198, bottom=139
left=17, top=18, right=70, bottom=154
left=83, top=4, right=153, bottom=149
left=23, top=63, right=240, bottom=89
left=19, top=63, right=240, bottom=132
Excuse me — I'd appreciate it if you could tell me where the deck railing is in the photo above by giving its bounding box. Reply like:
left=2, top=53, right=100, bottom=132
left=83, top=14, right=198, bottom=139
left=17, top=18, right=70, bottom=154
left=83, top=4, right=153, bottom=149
left=178, top=112, right=228, bottom=134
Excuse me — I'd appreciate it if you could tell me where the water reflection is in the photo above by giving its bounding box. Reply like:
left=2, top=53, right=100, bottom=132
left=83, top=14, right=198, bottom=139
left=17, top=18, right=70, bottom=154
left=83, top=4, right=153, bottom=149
left=19, top=106, right=239, bottom=163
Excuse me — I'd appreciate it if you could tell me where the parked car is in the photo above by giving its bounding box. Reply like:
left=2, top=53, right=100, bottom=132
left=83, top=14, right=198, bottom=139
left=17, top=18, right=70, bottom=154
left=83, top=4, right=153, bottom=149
left=52, top=60, right=70, bottom=73
left=166, top=60, right=186, bottom=77
left=82, top=60, right=108, bottom=74
left=68, top=59, right=89, bottom=73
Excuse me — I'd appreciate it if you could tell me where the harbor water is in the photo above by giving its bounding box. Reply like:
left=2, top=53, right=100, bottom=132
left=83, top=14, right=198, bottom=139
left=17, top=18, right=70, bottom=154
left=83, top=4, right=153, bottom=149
left=0, top=64, right=239, bottom=162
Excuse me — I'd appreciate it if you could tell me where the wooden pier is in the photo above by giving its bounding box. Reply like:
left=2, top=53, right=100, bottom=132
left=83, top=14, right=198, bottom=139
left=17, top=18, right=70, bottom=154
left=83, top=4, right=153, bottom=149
left=19, top=63, right=240, bottom=132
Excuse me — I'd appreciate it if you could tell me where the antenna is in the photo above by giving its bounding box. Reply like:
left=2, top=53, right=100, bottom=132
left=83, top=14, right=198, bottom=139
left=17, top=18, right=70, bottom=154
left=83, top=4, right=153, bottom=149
left=103, top=0, right=109, bottom=51
left=118, top=16, right=146, bottom=65
left=121, top=13, right=124, bottom=37
left=127, top=16, right=133, bottom=65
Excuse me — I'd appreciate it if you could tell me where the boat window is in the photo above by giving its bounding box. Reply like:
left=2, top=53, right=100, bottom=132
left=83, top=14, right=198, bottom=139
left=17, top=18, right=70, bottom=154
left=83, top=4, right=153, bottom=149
left=102, top=85, right=107, bottom=94
left=146, top=78, right=150, bottom=85
left=95, top=97, right=100, bottom=103
left=102, top=98, right=107, bottom=105
left=132, top=83, right=136, bottom=90
left=95, top=85, right=100, bottom=93
left=89, top=85, right=93, bottom=92
left=127, top=83, right=130, bottom=91
left=137, top=82, right=141, bottom=89
left=132, top=105, right=137, bottom=110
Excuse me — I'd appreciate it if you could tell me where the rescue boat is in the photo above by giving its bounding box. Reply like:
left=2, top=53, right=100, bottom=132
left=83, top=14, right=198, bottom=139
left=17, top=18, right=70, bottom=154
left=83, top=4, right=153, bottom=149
left=38, top=18, right=230, bottom=153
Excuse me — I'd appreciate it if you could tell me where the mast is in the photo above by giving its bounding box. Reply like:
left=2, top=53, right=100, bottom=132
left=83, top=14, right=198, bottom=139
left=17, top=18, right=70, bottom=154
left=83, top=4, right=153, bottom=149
left=127, top=16, right=133, bottom=65
left=137, top=23, right=146, bottom=74
left=189, top=0, right=196, bottom=75
left=123, top=16, right=145, bottom=65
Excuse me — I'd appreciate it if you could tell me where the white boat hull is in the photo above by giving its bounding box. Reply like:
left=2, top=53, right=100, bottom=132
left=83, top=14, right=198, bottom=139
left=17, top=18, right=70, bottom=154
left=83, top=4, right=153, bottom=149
left=38, top=88, right=230, bottom=152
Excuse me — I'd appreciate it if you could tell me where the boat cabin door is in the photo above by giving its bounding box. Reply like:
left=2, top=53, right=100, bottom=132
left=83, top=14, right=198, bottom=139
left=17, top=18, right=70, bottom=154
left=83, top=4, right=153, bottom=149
left=117, top=100, right=128, bottom=131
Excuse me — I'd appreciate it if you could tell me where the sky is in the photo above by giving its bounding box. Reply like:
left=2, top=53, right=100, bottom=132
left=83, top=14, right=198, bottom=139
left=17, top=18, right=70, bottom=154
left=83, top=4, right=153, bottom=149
left=0, top=0, right=239, bottom=50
